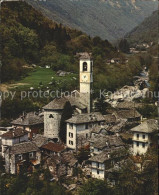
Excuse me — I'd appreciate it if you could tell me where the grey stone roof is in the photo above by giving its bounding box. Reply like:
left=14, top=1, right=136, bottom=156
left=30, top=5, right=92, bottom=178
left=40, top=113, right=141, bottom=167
left=11, top=112, right=44, bottom=126
left=89, top=147, right=126, bottom=163
left=61, top=152, right=78, bottom=166
left=43, top=97, right=69, bottom=110
left=114, top=109, right=141, bottom=119
left=103, top=114, right=117, bottom=124
left=32, top=134, right=48, bottom=147
left=66, top=112, right=105, bottom=124
left=89, top=151, right=109, bottom=163
left=108, top=119, right=127, bottom=133
left=91, top=125, right=109, bottom=134
left=67, top=96, right=87, bottom=110
left=9, top=141, right=39, bottom=155
left=76, top=52, right=92, bottom=60
left=90, top=135, right=124, bottom=149
left=45, top=151, right=77, bottom=167
left=1, top=128, right=28, bottom=139
left=116, top=101, right=142, bottom=110
left=131, top=119, right=158, bottom=133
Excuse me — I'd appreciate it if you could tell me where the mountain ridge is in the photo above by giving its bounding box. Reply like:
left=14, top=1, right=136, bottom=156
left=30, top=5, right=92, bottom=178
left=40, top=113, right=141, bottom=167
left=28, top=0, right=158, bottom=42
left=125, top=10, right=158, bottom=44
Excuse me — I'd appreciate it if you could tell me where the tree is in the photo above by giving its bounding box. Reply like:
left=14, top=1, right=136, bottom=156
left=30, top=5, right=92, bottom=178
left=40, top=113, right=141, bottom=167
left=78, top=179, right=112, bottom=195
left=59, top=101, right=73, bottom=142
left=95, top=97, right=111, bottom=114
left=119, top=39, right=130, bottom=53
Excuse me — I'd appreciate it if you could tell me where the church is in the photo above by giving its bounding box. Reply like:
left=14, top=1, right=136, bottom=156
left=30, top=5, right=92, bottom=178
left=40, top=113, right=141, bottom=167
left=43, top=52, right=101, bottom=149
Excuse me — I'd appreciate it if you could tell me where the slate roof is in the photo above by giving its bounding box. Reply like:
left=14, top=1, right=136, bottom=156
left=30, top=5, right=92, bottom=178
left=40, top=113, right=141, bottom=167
left=61, top=152, right=78, bottom=166
left=46, top=152, right=77, bottom=167
left=90, top=135, right=124, bottom=149
left=9, top=141, right=39, bottom=155
left=66, top=112, right=105, bottom=124
left=32, top=134, right=48, bottom=147
left=43, top=97, right=69, bottom=110
left=1, top=128, right=28, bottom=139
left=114, top=109, right=141, bottom=119
left=116, top=101, right=141, bottom=110
left=103, top=114, right=117, bottom=124
left=89, top=147, right=126, bottom=163
left=41, top=142, right=65, bottom=153
left=11, top=112, right=44, bottom=126
left=131, top=119, right=158, bottom=133
left=76, top=52, right=92, bottom=60
left=89, top=151, right=109, bottom=163
left=91, top=125, right=109, bottom=134
left=108, top=119, right=127, bottom=133
left=67, top=96, right=87, bottom=110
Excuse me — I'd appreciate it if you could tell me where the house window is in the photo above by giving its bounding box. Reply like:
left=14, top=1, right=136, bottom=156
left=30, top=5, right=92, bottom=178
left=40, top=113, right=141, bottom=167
left=97, top=170, right=99, bottom=175
left=29, top=152, right=34, bottom=158
left=142, top=135, right=145, bottom=139
left=97, top=163, right=99, bottom=168
left=18, top=154, right=23, bottom=160
left=137, top=134, right=139, bottom=139
left=85, top=124, right=88, bottom=129
left=69, top=124, right=73, bottom=129
left=69, top=140, right=73, bottom=145
left=142, top=143, right=145, bottom=148
left=137, top=142, right=139, bottom=147
left=83, top=62, right=87, bottom=71
left=69, top=132, right=73, bottom=138
left=49, top=114, right=54, bottom=118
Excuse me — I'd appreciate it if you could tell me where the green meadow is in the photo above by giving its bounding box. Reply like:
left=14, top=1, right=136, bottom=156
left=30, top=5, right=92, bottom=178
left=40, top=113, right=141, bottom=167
left=11, top=67, right=78, bottom=90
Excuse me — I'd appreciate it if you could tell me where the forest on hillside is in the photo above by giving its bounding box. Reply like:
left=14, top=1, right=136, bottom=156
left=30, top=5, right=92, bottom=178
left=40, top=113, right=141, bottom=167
left=0, top=1, right=144, bottom=92
left=0, top=1, right=150, bottom=121
left=125, top=10, right=158, bottom=45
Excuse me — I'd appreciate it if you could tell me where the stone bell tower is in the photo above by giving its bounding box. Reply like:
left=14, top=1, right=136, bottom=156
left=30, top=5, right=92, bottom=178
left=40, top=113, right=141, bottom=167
left=79, top=53, right=93, bottom=113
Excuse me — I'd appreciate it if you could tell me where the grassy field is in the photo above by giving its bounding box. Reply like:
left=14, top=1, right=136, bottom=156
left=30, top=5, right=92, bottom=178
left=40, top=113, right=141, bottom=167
left=10, top=67, right=78, bottom=90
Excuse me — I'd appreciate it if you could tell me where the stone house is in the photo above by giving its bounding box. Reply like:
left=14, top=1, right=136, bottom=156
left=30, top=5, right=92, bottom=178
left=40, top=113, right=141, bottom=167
left=89, top=147, right=126, bottom=180
left=131, top=119, right=158, bottom=155
left=5, top=141, right=41, bottom=174
left=44, top=151, right=78, bottom=180
left=90, top=134, right=125, bottom=156
left=66, top=112, right=105, bottom=150
left=11, top=112, right=44, bottom=139
left=1, top=128, right=28, bottom=157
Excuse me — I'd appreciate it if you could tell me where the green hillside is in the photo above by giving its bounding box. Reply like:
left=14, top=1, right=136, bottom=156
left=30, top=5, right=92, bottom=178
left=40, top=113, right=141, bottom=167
left=1, top=1, right=143, bottom=93
left=28, top=0, right=158, bottom=42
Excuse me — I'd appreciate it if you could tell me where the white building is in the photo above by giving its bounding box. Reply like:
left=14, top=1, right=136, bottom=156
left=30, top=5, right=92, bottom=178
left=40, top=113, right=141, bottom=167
left=131, top=119, right=158, bottom=155
left=66, top=112, right=105, bottom=150
left=1, top=128, right=28, bottom=157
left=89, top=147, right=126, bottom=180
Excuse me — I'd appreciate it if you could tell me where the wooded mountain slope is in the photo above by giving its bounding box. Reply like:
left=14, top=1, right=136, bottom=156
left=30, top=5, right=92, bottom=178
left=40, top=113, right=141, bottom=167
left=28, top=0, right=158, bottom=42
left=125, top=10, right=158, bottom=44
